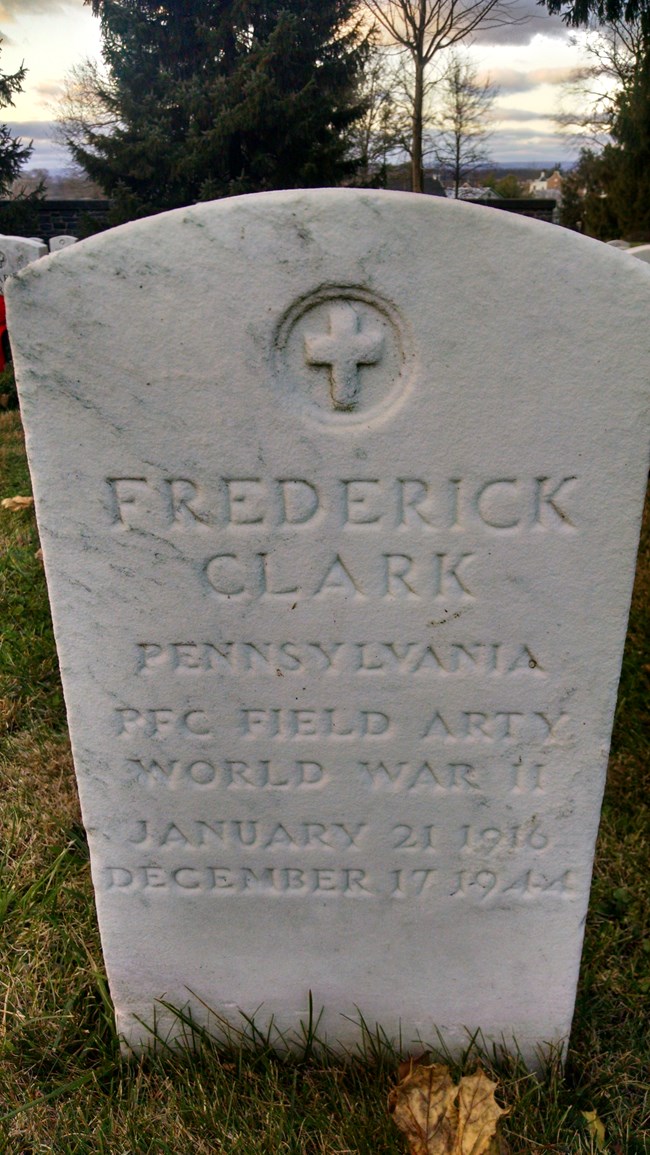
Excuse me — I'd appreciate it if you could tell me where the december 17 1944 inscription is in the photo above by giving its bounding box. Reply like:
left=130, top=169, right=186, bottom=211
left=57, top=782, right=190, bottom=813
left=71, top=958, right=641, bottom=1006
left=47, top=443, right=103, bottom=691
left=7, top=189, right=650, bottom=1064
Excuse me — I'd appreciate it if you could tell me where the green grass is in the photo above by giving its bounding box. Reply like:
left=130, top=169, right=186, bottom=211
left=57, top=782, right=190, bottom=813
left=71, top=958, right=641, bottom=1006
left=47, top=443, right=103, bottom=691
left=0, top=407, right=648, bottom=1153
left=0, top=409, right=64, bottom=738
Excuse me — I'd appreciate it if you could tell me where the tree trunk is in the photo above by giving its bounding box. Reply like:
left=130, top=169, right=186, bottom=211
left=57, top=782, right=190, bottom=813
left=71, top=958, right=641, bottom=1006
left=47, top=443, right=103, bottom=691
left=411, top=58, right=425, bottom=193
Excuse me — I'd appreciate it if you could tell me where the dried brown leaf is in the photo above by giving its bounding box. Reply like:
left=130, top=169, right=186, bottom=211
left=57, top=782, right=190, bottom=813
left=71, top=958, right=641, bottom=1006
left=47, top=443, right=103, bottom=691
left=389, top=1064, right=458, bottom=1155
left=1, top=495, right=34, bottom=511
left=390, top=1064, right=508, bottom=1155
left=453, top=1071, right=508, bottom=1155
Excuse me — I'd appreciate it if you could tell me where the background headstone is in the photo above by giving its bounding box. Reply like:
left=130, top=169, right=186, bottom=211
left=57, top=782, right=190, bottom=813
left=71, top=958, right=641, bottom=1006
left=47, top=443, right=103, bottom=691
left=49, top=235, right=78, bottom=252
left=7, top=190, right=650, bottom=1064
left=628, top=244, right=650, bottom=263
left=0, top=236, right=47, bottom=293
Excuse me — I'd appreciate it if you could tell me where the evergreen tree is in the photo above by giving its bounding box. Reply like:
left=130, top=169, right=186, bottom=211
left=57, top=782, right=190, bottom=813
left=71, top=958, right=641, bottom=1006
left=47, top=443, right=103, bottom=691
left=543, top=0, right=650, bottom=36
left=559, top=147, right=620, bottom=237
left=492, top=173, right=525, bottom=197
left=607, top=50, right=650, bottom=236
left=542, top=0, right=650, bottom=241
left=0, top=50, right=33, bottom=194
left=69, top=0, right=368, bottom=220
left=560, top=46, right=650, bottom=241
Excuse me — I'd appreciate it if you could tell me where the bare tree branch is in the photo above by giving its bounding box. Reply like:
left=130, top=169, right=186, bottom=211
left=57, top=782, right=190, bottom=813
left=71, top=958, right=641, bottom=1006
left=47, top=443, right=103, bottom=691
left=362, top=0, right=524, bottom=189
left=555, top=16, right=643, bottom=147
left=432, top=50, right=497, bottom=195
left=49, top=57, right=121, bottom=155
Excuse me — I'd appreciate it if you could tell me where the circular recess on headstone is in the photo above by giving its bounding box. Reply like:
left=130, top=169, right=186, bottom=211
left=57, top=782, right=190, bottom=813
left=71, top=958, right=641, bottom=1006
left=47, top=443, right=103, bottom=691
left=273, top=284, right=412, bottom=427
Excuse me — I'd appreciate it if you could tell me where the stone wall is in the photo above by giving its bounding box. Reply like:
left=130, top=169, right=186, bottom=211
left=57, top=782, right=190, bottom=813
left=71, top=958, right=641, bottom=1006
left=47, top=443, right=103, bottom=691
left=0, top=200, right=110, bottom=242
left=474, top=198, right=557, bottom=223
left=0, top=197, right=558, bottom=239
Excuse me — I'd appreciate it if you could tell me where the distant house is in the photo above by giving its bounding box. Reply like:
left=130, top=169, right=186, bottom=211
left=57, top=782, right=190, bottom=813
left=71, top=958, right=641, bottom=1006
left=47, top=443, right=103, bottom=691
left=527, top=170, right=563, bottom=203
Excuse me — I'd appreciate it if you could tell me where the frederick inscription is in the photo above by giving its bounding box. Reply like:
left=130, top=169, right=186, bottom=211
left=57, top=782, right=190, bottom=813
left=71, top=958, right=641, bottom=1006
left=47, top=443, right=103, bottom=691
left=107, top=474, right=577, bottom=531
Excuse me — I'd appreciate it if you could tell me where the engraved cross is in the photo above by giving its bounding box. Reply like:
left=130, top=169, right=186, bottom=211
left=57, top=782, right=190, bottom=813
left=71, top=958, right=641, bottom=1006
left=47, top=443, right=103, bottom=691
left=304, top=303, right=385, bottom=410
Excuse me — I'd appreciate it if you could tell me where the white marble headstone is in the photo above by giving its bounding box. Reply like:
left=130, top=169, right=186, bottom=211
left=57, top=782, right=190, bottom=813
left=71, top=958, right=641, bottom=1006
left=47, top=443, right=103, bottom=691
left=49, top=235, right=78, bottom=252
left=7, top=191, right=650, bottom=1064
left=0, top=236, right=47, bottom=292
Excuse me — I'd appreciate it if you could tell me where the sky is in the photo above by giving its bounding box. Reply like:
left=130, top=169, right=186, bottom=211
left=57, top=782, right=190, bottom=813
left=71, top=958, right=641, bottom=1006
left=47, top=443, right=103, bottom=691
left=0, top=0, right=588, bottom=172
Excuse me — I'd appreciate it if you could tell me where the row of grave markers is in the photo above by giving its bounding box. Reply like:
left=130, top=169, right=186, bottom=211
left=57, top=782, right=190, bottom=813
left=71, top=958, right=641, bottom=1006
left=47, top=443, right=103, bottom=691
left=0, top=234, right=77, bottom=292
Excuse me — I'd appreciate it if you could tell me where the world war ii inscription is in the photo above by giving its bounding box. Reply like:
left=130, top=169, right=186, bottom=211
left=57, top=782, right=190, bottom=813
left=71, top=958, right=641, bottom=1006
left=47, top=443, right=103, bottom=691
left=8, top=190, right=650, bottom=1062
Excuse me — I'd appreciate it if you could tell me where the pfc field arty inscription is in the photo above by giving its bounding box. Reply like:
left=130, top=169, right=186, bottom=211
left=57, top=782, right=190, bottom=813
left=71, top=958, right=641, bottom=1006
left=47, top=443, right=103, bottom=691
left=7, top=190, right=650, bottom=1063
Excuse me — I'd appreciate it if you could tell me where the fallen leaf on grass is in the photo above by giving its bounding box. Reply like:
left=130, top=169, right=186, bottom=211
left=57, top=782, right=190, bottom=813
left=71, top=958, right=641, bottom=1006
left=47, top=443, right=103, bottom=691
left=582, top=1110, right=606, bottom=1149
left=1, top=495, right=34, bottom=511
left=389, top=1063, right=458, bottom=1155
left=455, top=1071, right=507, bottom=1155
left=34, top=547, right=43, bottom=561
left=389, top=1063, right=508, bottom=1155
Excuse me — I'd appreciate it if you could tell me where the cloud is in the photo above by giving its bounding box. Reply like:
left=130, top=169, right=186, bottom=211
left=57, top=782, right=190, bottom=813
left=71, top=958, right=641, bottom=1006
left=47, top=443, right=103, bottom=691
left=485, top=64, right=581, bottom=92
left=497, top=106, right=556, bottom=120
left=35, top=80, right=64, bottom=99
left=484, top=67, right=539, bottom=92
left=489, top=123, right=575, bottom=157
left=3, top=117, right=52, bottom=142
left=490, top=148, right=573, bottom=162
left=23, top=137, right=69, bottom=169
left=496, top=126, right=557, bottom=138
left=472, top=0, right=569, bottom=46
left=3, top=116, right=70, bottom=169
left=528, top=64, right=582, bottom=84
left=0, top=0, right=72, bottom=19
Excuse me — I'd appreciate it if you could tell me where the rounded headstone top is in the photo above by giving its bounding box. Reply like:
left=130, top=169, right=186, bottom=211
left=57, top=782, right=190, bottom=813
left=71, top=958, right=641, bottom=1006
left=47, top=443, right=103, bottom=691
left=49, top=235, right=78, bottom=252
